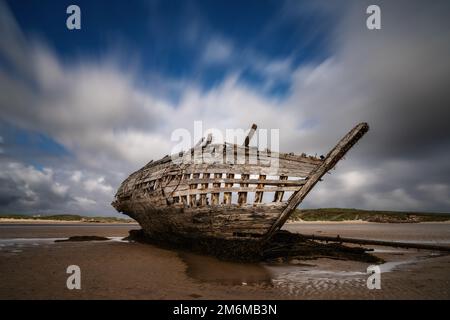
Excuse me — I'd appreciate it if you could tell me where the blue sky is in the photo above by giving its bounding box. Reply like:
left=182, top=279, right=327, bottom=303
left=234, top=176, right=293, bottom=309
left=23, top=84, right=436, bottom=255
left=1, top=0, right=450, bottom=216
left=5, top=0, right=333, bottom=95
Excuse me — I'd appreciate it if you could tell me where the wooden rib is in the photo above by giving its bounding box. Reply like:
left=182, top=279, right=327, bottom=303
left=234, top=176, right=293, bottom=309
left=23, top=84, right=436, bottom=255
left=183, top=178, right=305, bottom=187
left=140, top=176, right=305, bottom=189
left=254, top=175, right=266, bottom=203
left=274, top=176, right=288, bottom=202
left=200, top=173, right=210, bottom=206
left=228, top=144, right=322, bottom=165
left=223, top=173, right=234, bottom=204
left=244, top=124, right=257, bottom=147
left=182, top=201, right=286, bottom=212
left=238, top=174, right=249, bottom=205
left=264, top=122, right=370, bottom=241
left=181, top=173, right=190, bottom=205
left=189, top=173, right=199, bottom=207
left=173, top=186, right=299, bottom=197
left=211, top=173, right=221, bottom=205
left=136, top=160, right=317, bottom=182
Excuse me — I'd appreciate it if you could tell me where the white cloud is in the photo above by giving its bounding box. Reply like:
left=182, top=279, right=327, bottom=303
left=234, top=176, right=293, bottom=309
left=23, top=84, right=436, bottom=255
left=70, top=171, right=82, bottom=183
left=83, top=177, right=113, bottom=194
left=73, top=196, right=97, bottom=208
left=0, top=158, right=121, bottom=215
left=202, top=38, right=233, bottom=64
left=0, top=161, right=69, bottom=211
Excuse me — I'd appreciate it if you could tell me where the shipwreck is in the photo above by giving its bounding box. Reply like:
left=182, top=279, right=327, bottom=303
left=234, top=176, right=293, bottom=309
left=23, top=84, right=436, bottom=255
left=112, top=123, right=369, bottom=249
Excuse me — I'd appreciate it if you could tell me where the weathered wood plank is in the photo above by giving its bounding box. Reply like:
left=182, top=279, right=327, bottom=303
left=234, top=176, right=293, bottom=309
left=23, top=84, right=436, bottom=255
left=200, top=172, right=210, bottom=206
left=182, top=178, right=306, bottom=186
left=189, top=173, right=199, bottom=207
left=136, top=162, right=314, bottom=180
left=254, top=174, right=266, bottom=204
left=172, top=186, right=300, bottom=197
left=238, top=174, right=249, bottom=205
left=211, top=173, right=221, bottom=205
left=243, top=124, right=257, bottom=147
left=274, top=175, right=288, bottom=202
left=223, top=173, right=234, bottom=205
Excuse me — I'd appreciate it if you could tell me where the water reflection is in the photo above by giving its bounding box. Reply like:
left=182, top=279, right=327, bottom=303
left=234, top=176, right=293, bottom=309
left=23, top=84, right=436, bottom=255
left=179, top=252, right=273, bottom=286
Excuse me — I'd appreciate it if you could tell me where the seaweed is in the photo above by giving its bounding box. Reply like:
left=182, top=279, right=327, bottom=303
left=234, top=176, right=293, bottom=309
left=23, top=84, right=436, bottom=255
left=55, top=236, right=110, bottom=242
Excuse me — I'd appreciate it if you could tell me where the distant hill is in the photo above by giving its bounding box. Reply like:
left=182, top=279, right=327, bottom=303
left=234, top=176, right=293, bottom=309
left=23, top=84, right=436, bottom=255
left=2, top=209, right=449, bottom=224
left=289, top=208, right=450, bottom=223
left=0, top=213, right=135, bottom=223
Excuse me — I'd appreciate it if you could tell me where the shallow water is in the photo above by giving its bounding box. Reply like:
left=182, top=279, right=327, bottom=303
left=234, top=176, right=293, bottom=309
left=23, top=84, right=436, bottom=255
left=0, top=236, right=128, bottom=255
left=179, top=246, right=434, bottom=291
left=179, top=252, right=273, bottom=286
left=284, top=222, right=450, bottom=245
left=177, top=223, right=450, bottom=290
left=0, top=223, right=139, bottom=239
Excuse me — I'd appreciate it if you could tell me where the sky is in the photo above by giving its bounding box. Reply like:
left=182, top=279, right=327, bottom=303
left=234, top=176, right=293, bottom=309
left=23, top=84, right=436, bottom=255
left=0, top=0, right=449, bottom=217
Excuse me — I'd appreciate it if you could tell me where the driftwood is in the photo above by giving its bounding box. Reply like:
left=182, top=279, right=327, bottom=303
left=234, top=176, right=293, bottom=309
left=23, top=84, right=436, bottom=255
left=300, top=234, right=450, bottom=252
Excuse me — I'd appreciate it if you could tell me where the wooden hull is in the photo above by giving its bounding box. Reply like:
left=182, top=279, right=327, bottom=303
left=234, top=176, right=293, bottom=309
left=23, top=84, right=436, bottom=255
left=114, top=201, right=286, bottom=240
left=112, top=123, right=369, bottom=243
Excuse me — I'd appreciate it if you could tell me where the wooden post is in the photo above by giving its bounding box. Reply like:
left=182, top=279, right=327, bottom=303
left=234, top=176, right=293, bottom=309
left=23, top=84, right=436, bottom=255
left=189, top=173, right=199, bottom=207
left=238, top=174, right=249, bottom=205
left=254, top=174, right=266, bottom=203
left=181, top=174, right=190, bottom=206
left=244, top=124, right=257, bottom=147
left=211, top=173, right=221, bottom=205
left=223, top=173, right=234, bottom=204
left=200, top=173, right=210, bottom=206
left=274, top=176, right=288, bottom=202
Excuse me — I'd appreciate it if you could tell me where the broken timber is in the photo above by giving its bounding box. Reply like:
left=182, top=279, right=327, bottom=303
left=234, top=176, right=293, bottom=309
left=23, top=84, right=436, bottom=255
left=301, top=234, right=450, bottom=252
left=112, top=122, right=369, bottom=246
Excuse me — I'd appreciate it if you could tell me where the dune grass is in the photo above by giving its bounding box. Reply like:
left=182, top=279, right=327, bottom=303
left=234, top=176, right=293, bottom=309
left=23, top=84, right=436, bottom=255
left=2, top=208, right=449, bottom=224
left=0, top=213, right=134, bottom=223
left=289, top=208, right=450, bottom=223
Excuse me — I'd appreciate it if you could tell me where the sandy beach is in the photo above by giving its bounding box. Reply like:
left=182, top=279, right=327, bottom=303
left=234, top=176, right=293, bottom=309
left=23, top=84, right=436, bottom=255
left=0, top=222, right=449, bottom=299
left=0, top=218, right=138, bottom=224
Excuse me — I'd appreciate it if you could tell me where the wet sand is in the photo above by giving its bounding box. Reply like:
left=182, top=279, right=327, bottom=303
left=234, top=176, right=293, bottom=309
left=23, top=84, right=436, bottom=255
left=0, top=222, right=449, bottom=299
left=284, top=222, right=450, bottom=245
left=0, top=223, right=139, bottom=238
